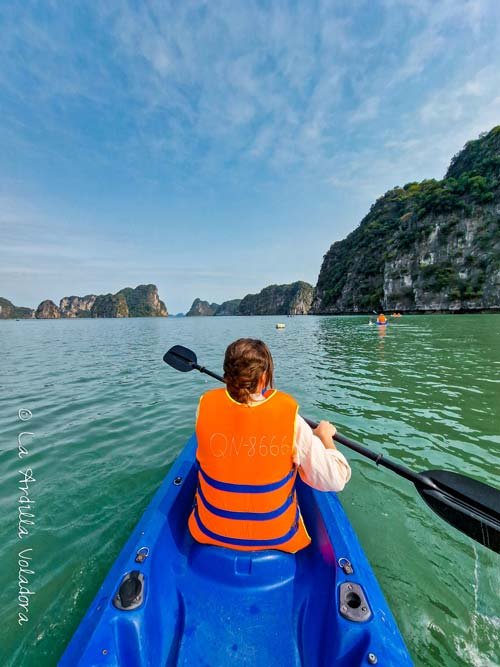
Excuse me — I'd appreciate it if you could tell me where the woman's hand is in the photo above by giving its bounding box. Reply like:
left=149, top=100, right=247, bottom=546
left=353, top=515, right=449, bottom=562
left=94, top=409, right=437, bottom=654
left=313, top=421, right=337, bottom=449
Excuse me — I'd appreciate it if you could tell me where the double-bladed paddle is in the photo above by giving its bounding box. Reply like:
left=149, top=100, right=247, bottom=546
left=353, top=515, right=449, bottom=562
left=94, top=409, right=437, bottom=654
left=163, top=344, right=500, bottom=554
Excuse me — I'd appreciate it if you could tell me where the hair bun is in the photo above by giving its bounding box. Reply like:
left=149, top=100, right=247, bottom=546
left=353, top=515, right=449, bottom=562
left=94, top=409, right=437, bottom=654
left=223, top=338, right=274, bottom=405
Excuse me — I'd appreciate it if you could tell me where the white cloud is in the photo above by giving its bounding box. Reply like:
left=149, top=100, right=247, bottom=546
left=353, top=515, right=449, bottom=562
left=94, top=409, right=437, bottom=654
left=2, top=0, right=498, bottom=186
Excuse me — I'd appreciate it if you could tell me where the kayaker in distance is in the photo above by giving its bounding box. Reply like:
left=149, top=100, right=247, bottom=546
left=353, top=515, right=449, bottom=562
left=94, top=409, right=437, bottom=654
left=188, top=338, right=351, bottom=553
left=376, top=313, right=387, bottom=325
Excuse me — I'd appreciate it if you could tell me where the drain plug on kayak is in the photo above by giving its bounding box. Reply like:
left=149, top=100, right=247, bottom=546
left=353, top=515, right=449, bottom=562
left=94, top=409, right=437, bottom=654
left=113, top=571, right=144, bottom=610
left=339, top=582, right=372, bottom=622
left=368, top=653, right=378, bottom=664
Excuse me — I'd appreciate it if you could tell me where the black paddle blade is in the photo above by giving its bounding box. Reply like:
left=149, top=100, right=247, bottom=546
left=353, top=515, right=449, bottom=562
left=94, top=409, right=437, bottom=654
left=417, top=470, right=500, bottom=553
left=163, top=345, right=198, bottom=372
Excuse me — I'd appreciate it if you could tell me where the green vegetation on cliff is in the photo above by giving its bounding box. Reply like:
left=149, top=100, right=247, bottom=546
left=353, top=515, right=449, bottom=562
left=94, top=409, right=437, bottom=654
left=187, top=282, right=313, bottom=316
left=0, top=297, right=34, bottom=319
left=91, top=293, right=129, bottom=318
left=214, top=299, right=242, bottom=316
left=117, top=284, right=168, bottom=317
left=313, top=126, right=500, bottom=313
left=186, top=299, right=220, bottom=316
left=90, top=286, right=168, bottom=318
left=239, top=281, right=313, bottom=315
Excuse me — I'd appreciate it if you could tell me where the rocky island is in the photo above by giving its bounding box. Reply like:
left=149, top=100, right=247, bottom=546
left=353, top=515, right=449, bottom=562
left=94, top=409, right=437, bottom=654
left=238, top=282, right=313, bottom=315
left=0, top=297, right=35, bottom=319
left=312, top=126, right=500, bottom=313
left=186, top=281, right=313, bottom=316
left=186, top=299, right=221, bottom=317
left=0, top=284, right=168, bottom=319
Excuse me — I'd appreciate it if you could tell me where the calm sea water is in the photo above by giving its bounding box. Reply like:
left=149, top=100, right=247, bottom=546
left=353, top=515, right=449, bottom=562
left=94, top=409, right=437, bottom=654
left=1, top=315, right=499, bottom=666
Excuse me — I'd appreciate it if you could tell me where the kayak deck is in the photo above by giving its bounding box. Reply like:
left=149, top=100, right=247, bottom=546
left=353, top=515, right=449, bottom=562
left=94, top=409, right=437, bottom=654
left=60, top=435, right=412, bottom=666
left=175, top=545, right=326, bottom=665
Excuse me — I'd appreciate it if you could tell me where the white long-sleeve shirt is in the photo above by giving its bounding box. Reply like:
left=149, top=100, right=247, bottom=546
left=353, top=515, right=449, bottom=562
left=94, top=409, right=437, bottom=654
left=292, top=414, right=351, bottom=492
left=248, top=393, right=352, bottom=492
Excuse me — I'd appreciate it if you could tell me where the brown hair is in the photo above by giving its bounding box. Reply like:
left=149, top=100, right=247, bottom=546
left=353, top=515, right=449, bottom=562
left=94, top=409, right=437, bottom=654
left=223, top=338, right=274, bottom=404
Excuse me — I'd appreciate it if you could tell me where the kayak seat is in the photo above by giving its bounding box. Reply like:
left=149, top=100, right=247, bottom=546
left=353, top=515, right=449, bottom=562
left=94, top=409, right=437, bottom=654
left=187, top=542, right=297, bottom=588
left=175, top=542, right=312, bottom=665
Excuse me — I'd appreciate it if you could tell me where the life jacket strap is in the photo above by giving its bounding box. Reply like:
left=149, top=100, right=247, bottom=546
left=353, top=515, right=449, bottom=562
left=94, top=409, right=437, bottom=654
left=192, top=504, right=300, bottom=548
left=196, top=484, right=296, bottom=521
left=197, top=463, right=295, bottom=493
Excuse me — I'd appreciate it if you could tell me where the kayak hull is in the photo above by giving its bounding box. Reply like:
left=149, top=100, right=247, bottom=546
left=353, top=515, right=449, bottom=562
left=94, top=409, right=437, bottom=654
left=59, top=435, right=412, bottom=666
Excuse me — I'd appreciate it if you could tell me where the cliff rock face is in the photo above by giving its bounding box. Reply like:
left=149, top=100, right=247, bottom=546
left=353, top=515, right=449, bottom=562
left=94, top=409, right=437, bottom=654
left=116, top=284, right=168, bottom=317
left=0, top=297, right=34, bottom=319
left=215, top=299, right=242, bottom=316
left=187, top=283, right=313, bottom=316
left=36, top=300, right=61, bottom=319
left=313, top=126, right=500, bottom=313
left=91, top=293, right=129, bottom=318
left=59, top=295, right=96, bottom=317
left=239, top=281, right=314, bottom=315
left=186, top=299, right=220, bottom=316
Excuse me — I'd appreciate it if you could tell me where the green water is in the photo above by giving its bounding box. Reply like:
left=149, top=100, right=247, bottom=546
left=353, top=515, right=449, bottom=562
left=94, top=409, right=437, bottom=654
left=1, top=315, right=499, bottom=666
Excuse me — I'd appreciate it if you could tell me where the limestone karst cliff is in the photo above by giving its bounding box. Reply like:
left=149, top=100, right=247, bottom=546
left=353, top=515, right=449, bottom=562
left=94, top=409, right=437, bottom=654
left=35, top=300, right=61, bottom=319
left=59, top=295, right=96, bottom=318
left=186, top=299, right=221, bottom=316
left=0, top=297, right=34, bottom=319
left=214, top=299, right=242, bottom=316
left=186, top=282, right=313, bottom=316
left=116, top=285, right=168, bottom=317
left=312, top=126, right=500, bottom=313
left=238, top=282, right=313, bottom=315
left=91, top=293, right=129, bottom=318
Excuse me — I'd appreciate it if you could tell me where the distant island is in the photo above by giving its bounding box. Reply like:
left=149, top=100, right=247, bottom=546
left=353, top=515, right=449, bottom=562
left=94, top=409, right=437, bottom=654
left=312, top=125, right=500, bottom=314
left=0, top=284, right=168, bottom=319
left=186, top=282, right=314, bottom=316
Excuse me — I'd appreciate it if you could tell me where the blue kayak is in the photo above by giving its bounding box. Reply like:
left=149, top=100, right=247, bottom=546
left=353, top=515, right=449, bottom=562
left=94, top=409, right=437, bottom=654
left=59, top=435, right=413, bottom=666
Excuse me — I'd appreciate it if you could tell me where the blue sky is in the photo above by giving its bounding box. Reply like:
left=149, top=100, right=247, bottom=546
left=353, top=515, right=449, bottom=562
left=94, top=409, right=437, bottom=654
left=1, top=0, right=500, bottom=313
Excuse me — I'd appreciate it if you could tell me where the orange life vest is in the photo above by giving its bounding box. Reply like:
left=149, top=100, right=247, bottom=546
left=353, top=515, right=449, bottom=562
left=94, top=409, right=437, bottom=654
left=188, top=387, right=311, bottom=553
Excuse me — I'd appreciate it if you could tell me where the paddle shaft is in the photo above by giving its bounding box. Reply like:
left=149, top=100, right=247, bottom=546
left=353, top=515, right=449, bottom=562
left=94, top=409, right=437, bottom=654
left=195, top=362, right=437, bottom=491
left=194, top=363, right=224, bottom=383
left=302, top=417, right=437, bottom=490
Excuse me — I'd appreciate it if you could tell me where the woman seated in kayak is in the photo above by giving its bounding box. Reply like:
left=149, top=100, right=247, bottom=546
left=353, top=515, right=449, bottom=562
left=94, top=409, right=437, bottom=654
left=377, top=313, right=387, bottom=325
left=188, top=338, right=351, bottom=553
